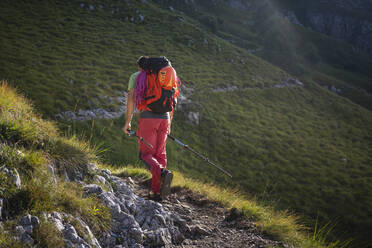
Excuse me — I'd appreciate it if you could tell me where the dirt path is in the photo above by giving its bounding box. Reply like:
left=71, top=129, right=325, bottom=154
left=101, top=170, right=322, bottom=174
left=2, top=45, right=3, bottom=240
left=122, top=177, right=285, bottom=248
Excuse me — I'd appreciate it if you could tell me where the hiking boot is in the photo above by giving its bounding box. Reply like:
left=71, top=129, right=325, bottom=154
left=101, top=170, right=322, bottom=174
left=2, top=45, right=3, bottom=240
left=148, top=192, right=162, bottom=202
left=160, top=169, right=173, bottom=199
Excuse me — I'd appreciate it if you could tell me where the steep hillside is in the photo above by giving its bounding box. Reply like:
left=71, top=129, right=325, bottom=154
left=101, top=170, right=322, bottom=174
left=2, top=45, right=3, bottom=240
left=0, top=82, right=111, bottom=247
left=271, top=0, right=372, bottom=55
left=1, top=0, right=372, bottom=247
left=0, top=82, right=330, bottom=248
left=153, top=0, right=372, bottom=110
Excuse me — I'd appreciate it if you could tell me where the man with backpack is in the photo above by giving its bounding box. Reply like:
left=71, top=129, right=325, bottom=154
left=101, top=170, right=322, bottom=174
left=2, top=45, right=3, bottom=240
left=122, top=56, right=179, bottom=202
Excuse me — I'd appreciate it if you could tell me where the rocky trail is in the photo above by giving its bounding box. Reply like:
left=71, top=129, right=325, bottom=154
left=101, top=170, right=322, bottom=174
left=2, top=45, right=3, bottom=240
left=122, top=176, right=284, bottom=248
left=3, top=165, right=284, bottom=248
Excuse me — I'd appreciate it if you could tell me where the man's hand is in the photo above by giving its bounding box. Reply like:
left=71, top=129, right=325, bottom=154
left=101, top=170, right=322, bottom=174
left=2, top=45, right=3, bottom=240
left=122, top=122, right=131, bottom=135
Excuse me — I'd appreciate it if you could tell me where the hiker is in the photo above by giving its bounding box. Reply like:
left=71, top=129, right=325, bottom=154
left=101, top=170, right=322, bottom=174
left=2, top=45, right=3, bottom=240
left=122, top=56, right=179, bottom=201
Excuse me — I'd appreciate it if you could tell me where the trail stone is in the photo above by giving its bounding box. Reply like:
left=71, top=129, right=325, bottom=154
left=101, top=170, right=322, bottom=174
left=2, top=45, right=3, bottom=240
left=101, top=169, right=112, bottom=177
left=24, top=225, right=33, bottom=235
left=15, top=225, right=25, bottom=236
left=64, top=168, right=70, bottom=182
left=63, top=224, right=84, bottom=244
left=130, top=227, right=144, bottom=243
left=187, top=111, right=200, bottom=125
left=47, top=164, right=57, bottom=185
left=21, top=232, right=35, bottom=245
left=138, top=14, right=145, bottom=22
left=87, top=162, right=99, bottom=173
left=19, top=214, right=32, bottom=226
left=6, top=168, right=22, bottom=189
left=145, top=228, right=172, bottom=246
left=0, top=198, right=3, bottom=220
left=191, top=224, right=211, bottom=236
left=94, top=175, right=106, bottom=184
left=83, top=184, right=103, bottom=196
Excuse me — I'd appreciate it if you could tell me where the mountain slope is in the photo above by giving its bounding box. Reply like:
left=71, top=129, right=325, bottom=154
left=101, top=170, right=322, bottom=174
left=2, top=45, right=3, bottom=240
left=0, top=82, right=328, bottom=248
left=1, top=0, right=372, bottom=247
left=153, top=0, right=372, bottom=110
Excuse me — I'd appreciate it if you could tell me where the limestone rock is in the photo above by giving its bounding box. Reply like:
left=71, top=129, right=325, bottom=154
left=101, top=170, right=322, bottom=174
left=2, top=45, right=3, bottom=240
left=47, top=164, right=57, bottom=185
left=0, top=198, right=3, bottom=220
left=83, top=184, right=103, bottom=196
left=1, top=167, right=22, bottom=189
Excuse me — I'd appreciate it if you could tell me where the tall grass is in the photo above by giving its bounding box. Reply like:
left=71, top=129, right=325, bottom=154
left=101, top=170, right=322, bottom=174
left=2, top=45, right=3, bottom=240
left=116, top=165, right=346, bottom=248
left=0, top=83, right=112, bottom=242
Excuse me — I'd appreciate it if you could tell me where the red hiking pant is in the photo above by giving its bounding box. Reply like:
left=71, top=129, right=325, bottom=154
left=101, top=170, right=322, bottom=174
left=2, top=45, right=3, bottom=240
left=137, top=117, right=170, bottom=194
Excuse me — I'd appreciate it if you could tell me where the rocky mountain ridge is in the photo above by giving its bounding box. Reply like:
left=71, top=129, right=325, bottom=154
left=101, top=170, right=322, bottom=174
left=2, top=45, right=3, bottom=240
left=277, top=0, right=372, bottom=55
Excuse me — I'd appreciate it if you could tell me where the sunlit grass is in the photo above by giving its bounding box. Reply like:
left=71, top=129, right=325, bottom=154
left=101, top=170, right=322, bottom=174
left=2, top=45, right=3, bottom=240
left=0, top=83, right=112, bottom=242
left=120, top=166, right=331, bottom=247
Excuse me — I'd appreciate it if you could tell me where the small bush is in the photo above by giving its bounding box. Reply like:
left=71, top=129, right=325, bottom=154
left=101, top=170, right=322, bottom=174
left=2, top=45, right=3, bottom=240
left=34, top=220, right=65, bottom=248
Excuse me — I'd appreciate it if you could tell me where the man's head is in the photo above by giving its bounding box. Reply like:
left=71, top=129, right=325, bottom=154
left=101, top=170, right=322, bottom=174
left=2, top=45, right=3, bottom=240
left=137, top=56, right=148, bottom=69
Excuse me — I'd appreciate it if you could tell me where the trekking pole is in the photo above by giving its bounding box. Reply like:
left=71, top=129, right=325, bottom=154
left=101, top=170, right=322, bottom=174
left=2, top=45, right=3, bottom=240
left=127, top=130, right=153, bottom=149
left=167, top=134, right=232, bottom=178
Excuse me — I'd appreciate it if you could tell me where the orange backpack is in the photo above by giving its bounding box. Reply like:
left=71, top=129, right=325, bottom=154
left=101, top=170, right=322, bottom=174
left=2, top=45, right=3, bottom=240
left=137, top=65, right=180, bottom=113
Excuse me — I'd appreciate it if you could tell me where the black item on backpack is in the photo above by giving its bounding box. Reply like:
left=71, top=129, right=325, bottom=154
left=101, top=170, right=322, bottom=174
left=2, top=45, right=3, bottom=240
left=142, top=57, right=170, bottom=74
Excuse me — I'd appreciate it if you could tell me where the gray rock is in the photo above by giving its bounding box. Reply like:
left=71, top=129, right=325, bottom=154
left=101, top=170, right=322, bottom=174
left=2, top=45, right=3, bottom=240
left=144, top=228, right=172, bottom=246
left=21, top=232, right=35, bottom=245
left=305, top=10, right=372, bottom=55
left=170, top=213, right=187, bottom=231
left=47, top=164, right=57, bottom=185
left=87, top=162, right=99, bottom=173
left=76, top=218, right=102, bottom=248
left=100, top=232, right=117, bottom=247
left=9, top=168, right=21, bottom=189
left=191, top=224, right=211, bottom=236
left=101, top=169, right=112, bottom=179
left=83, top=184, right=103, bottom=196
left=283, top=10, right=303, bottom=26
left=31, top=216, right=40, bottom=227
left=130, top=227, right=144, bottom=243
left=126, top=177, right=135, bottom=186
left=64, top=111, right=76, bottom=119
left=19, top=214, right=32, bottom=226
left=15, top=225, right=25, bottom=236
left=0, top=198, right=2, bottom=220
left=50, top=215, right=65, bottom=232
left=94, top=175, right=106, bottom=184
left=138, top=14, right=145, bottom=23
left=64, top=168, right=70, bottom=182
left=54, top=113, right=64, bottom=119
left=187, top=111, right=200, bottom=126
left=24, top=225, right=33, bottom=235
left=63, top=224, right=84, bottom=244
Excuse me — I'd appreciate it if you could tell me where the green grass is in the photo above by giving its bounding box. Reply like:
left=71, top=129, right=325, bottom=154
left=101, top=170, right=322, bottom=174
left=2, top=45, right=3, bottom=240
left=117, top=165, right=353, bottom=248
left=1, top=0, right=372, bottom=247
left=0, top=80, right=338, bottom=248
left=71, top=81, right=372, bottom=247
left=154, top=0, right=372, bottom=110
left=0, top=82, right=111, bottom=244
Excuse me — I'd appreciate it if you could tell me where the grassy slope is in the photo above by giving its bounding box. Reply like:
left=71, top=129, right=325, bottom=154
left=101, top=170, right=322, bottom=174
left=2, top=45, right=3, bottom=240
left=0, top=83, right=335, bottom=248
left=0, top=82, right=111, bottom=247
left=1, top=0, right=372, bottom=246
left=165, top=0, right=372, bottom=110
